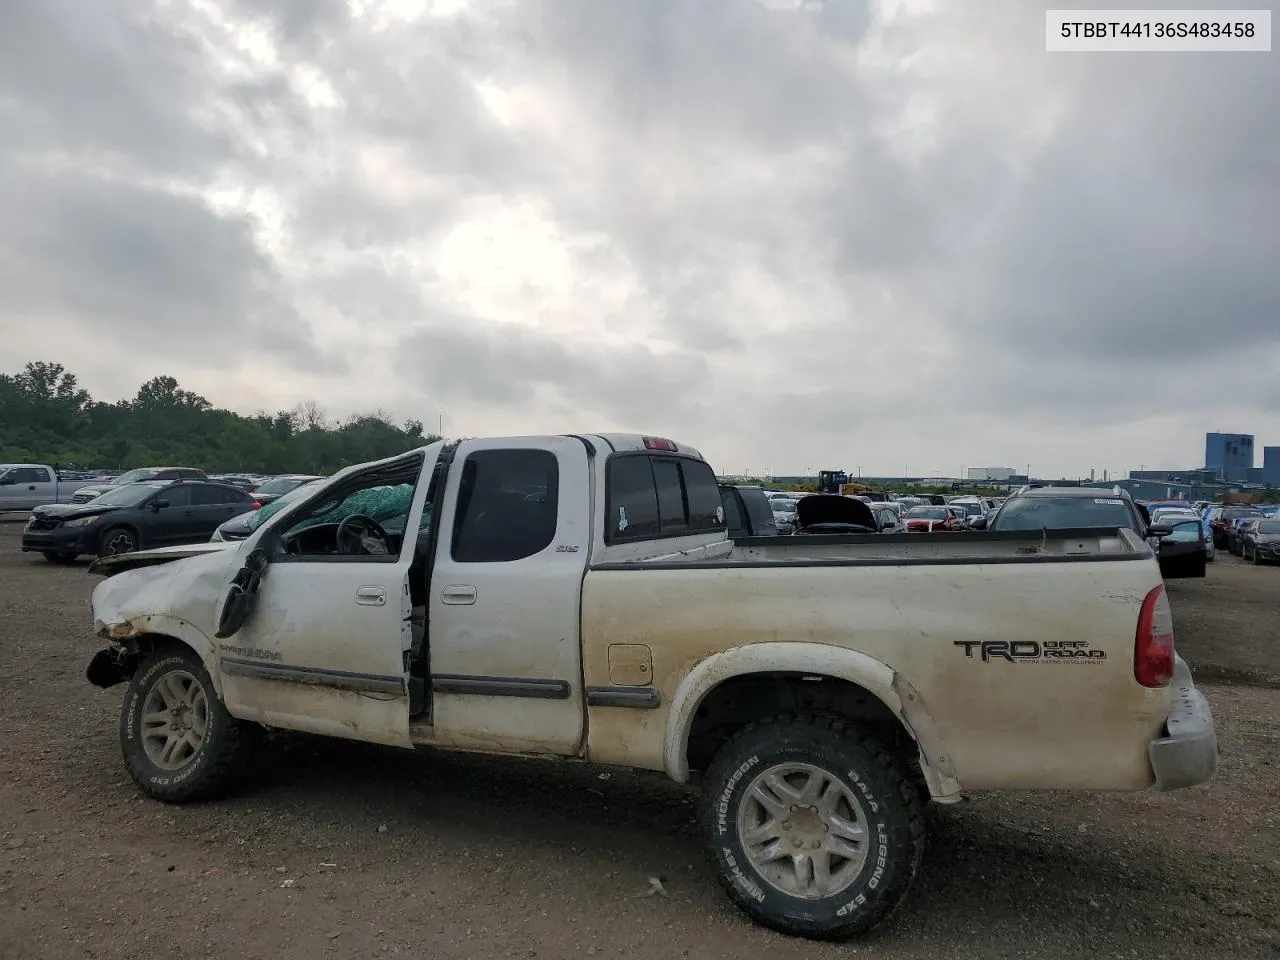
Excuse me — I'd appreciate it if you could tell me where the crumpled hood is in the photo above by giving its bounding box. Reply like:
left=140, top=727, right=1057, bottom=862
left=91, top=545, right=241, bottom=640
left=794, top=494, right=876, bottom=531
left=32, top=502, right=123, bottom=521
left=88, top=540, right=238, bottom=577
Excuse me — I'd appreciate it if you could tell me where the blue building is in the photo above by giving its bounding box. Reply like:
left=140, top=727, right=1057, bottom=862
left=1204, top=433, right=1254, bottom=483
left=1264, top=446, right=1280, bottom=487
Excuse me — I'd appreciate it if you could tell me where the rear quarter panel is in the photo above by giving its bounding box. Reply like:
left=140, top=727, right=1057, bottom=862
left=580, top=557, right=1170, bottom=792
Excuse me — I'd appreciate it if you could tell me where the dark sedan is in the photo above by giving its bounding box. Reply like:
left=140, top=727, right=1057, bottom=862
left=21, top=479, right=254, bottom=562
left=1241, top=518, right=1280, bottom=565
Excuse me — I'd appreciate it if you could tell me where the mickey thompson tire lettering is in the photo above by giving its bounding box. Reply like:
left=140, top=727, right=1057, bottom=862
left=120, top=644, right=258, bottom=804
left=699, top=713, right=926, bottom=941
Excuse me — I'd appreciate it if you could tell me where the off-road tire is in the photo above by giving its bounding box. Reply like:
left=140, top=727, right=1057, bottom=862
left=97, top=526, right=137, bottom=558
left=120, top=646, right=256, bottom=803
left=700, top=713, right=926, bottom=940
left=41, top=551, right=77, bottom=564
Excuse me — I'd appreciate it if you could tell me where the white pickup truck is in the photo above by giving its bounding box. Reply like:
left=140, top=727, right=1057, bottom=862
left=84, top=434, right=1218, bottom=941
left=0, top=463, right=95, bottom=510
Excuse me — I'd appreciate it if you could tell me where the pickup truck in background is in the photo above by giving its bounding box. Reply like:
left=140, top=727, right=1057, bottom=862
left=84, top=434, right=1218, bottom=941
left=0, top=464, right=95, bottom=511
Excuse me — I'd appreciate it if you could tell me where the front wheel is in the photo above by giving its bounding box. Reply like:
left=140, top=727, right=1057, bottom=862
left=97, top=527, right=137, bottom=558
left=700, top=714, right=926, bottom=940
left=120, top=646, right=256, bottom=802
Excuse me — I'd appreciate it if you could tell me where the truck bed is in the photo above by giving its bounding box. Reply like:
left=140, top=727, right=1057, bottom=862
left=615, top=527, right=1149, bottom=567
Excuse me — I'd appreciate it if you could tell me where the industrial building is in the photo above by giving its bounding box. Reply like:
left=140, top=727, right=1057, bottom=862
left=1205, top=432, right=1255, bottom=483
left=966, top=467, right=1015, bottom=481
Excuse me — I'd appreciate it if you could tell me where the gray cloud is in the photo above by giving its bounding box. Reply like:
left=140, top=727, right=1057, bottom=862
left=0, top=0, right=1277, bottom=475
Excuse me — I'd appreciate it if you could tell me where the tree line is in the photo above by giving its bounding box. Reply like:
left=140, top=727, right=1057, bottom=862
left=0, top=361, right=440, bottom=475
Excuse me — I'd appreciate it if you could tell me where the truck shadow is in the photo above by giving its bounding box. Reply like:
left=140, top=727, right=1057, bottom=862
left=239, top=733, right=1257, bottom=952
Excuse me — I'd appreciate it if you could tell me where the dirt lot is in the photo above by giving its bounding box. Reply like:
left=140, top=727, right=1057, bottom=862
left=0, top=522, right=1277, bottom=960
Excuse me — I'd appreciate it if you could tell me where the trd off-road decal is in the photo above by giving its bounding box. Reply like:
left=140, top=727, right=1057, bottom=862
left=954, top=640, right=1107, bottom=663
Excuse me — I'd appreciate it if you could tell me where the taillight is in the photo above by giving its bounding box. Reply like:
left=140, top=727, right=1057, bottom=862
left=251, top=501, right=262, bottom=510
left=1135, top=584, right=1175, bottom=687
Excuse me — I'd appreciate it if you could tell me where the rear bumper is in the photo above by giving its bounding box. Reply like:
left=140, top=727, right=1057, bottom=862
left=1148, top=656, right=1218, bottom=791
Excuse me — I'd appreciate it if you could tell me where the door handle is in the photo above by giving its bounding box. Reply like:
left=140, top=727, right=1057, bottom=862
left=441, top=584, right=477, bottom=605
left=355, top=586, right=387, bottom=606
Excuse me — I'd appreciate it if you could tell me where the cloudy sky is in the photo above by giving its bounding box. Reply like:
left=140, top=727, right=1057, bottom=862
left=1, top=0, right=1277, bottom=478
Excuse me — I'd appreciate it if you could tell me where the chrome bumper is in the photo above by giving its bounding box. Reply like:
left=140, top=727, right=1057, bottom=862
left=1148, top=656, right=1218, bottom=791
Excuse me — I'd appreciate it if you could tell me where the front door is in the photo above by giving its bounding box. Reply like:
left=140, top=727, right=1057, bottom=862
left=427, top=437, right=591, bottom=756
left=215, top=446, right=440, bottom=748
left=1158, top=520, right=1207, bottom=579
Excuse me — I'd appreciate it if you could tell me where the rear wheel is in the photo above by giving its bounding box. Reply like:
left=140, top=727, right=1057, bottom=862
left=120, top=646, right=257, bottom=802
left=41, top=551, right=77, bottom=564
left=700, top=714, right=925, bottom=940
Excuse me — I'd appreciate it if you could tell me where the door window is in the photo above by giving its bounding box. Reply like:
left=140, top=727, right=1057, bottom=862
left=156, top=486, right=193, bottom=508
left=451, top=449, right=559, bottom=563
left=9, top=467, right=51, bottom=483
left=271, top=455, right=425, bottom=561
left=190, top=484, right=229, bottom=506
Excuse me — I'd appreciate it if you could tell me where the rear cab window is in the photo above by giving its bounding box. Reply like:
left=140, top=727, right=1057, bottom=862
left=605, top=453, right=725, bottom=544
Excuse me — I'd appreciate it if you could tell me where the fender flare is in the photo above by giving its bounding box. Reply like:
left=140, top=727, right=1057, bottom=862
left=97, top=614, right=224, bottom=699
left=663, top=642, right=962, bottom=800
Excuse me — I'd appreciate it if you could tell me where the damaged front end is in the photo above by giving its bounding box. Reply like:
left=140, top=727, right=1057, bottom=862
left=86, top=544, right=244, bottom=690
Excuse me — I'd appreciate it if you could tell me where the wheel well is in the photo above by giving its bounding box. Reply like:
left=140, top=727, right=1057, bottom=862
left=96, top=521, right=140, bottom=545
left=685, top=672, right=923, bottom=783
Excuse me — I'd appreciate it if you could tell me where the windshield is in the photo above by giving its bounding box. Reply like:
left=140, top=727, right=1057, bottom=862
left=1257, top=520, right=1280, bottom=534
left=906, top=507, right=946, bottom=520
left=990, top=496, right=1137, bottom=532
left=771, top=501, right=797, bottom=514
left=254, top=476, right=315, bottom=497
left=91, top=481, right=169, bottom=507
left=111, top=468, right=157, bottom=485
left=245, top=480, right=326, bottom=532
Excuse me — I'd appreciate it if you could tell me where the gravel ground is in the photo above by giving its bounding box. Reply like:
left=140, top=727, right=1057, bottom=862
left=0, top=522, right=1277, bottom=959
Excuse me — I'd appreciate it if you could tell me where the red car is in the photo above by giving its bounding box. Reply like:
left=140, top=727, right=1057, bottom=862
left=904, top=505, right=965, bottom=532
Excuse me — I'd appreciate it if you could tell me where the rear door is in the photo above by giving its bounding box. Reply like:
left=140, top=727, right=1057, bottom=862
left=185, top=484, right=250, bottom=540
left=427, top=438, right=591, bottom=755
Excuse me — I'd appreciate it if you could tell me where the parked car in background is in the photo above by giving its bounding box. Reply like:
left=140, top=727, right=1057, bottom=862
left=1228, top=518, right=1262, bottom=556
left=1241, top=518, right=1280, bottom=564
left=718, top=483, right=778, bottom=539
left=791, top=494, right=879, bottom=534
left=249, top=474, right=325, bottom=507
left=0, top=464, right=96, bottom=510
left=949, top=497, right=988, bottom=525
left=211, top=479, right=326, bottom=542
left=1208, top=506, right=1263, bottom=549
left=22, top=479, right=255, bottom=562
left=903, top=505, right=964, bottom=532
left=209, top=475, right=261, bottom=492
left=71, top=467, right=209, bottom=504
left=1152, top=507, right=1216, bottom=563
left=983, top=487, right=1202, bottom=579
left=870, top=503, right=906, bottom=533
left=769, top=497, right=800, bottom=534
